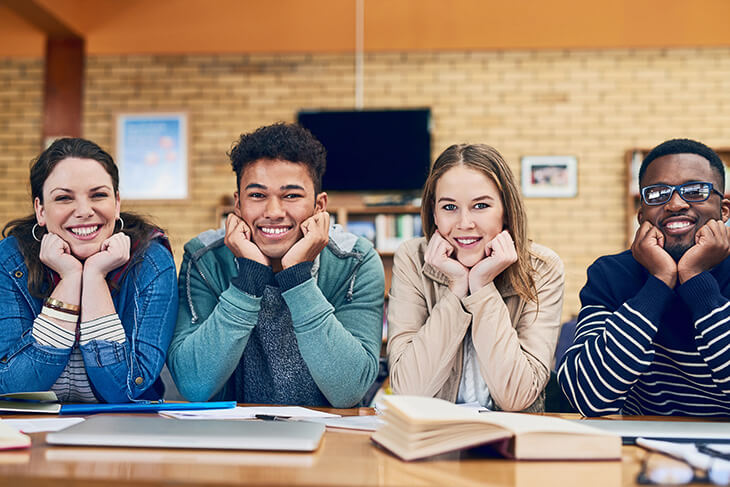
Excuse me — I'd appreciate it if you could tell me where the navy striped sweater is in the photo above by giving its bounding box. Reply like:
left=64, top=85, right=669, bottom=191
left=557, top=250, right=730, bottom=416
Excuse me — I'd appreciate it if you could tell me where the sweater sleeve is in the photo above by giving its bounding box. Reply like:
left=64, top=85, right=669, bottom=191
left=557, top=259, right=673, bottom=416
left=166, top=248, right=264, bottom=401
left=281, top=246, right=384, bottom=408
left=387, top=243, right=473, bottom=397
left=465, top=249, right=565, bottom=411
left=678, top=271, right=730, bottom=391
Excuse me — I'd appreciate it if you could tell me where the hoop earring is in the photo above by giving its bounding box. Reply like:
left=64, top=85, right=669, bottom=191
left=117, top=216, right=124, bottom=231
left=32, top=223, right=42, bottom=242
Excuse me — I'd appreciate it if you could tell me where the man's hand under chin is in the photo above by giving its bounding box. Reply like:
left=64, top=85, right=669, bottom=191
left=280, top=212, right=330, bottom=270
left=224, top=212, right=270, bottom=266
left=631, top=220, right=678, bottom=288
left=677, top=219, right=730, bottom=284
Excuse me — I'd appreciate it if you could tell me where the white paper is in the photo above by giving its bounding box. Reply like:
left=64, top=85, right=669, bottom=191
left=2, top=417, right=84, bottom=433
left=158, top=406, right=340, bottom=420
left=304, top=415, right=383, bottom=431
left=456, top=401, right=489, bottom=411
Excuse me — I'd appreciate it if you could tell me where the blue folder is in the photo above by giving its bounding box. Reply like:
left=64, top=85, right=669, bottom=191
left=60, top=401, right=236, bottom=415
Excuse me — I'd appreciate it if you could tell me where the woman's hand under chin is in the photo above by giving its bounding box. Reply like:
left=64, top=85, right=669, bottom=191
left=39, top=232, right=83, bottom=279
left=425, top=230, right=469, bottom=298
left=83, top=232, right=131, bottom=277
left=468, top=230, right=518, bottom=294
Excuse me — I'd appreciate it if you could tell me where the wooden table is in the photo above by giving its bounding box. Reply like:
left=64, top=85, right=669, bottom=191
left=0, top=409, right=704, bottom=487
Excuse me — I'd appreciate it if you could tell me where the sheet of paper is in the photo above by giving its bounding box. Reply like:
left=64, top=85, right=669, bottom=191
left=2, top=417, right=84, bottom=433
left=304, top=415, right=383, bottom=431
left=158, top=406, right=340, bottom=420
left=456, top=402, right=489, bottom=412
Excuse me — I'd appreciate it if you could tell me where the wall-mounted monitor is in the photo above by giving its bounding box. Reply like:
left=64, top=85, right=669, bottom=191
left=297, top=108, right=431, bottom=192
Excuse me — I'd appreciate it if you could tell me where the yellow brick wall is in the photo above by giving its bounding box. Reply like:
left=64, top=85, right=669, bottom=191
left=0, top=57, right=43, bottom=226
left=2, top=48, right=730, bottom=320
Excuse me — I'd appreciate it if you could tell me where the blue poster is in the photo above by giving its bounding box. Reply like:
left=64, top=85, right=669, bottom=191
left=117, top=113, right=188, bottom=199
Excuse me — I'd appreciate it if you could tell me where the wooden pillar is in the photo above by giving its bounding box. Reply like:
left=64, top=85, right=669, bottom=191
left=43, top=36, right=84, bottom=142
left=1, top=0, right=85, bottom=144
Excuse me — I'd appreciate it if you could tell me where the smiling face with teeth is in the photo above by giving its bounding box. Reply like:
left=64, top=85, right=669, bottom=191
left=34, top=157, right=121, bottom=260
left=235, top=158, right=327, bottom=267
left=638, top=153, right=730, bottom=262
left=433, top=165, right=505, bottom=268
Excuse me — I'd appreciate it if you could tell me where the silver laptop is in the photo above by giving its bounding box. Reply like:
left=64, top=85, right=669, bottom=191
left=571, top=419, right=730, bottom=444
left=46, top=415, right=325, bottom=451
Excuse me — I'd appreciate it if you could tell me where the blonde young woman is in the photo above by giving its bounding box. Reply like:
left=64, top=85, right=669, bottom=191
left=387, top=144, right=565, bottom=411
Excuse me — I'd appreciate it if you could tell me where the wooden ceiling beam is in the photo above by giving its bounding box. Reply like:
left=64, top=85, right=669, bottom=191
left=1, top=0, right=81, bottom=39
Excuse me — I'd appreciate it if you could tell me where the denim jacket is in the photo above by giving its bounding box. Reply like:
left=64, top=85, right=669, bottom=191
left=0, top=235, right=178, bottom=402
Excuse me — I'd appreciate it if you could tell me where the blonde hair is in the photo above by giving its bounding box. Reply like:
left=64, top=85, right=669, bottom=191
left=421, top=144, right=537, bottom=302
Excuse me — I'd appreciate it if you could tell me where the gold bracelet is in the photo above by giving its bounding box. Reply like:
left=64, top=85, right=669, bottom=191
left=44, top=297, right=80, bottom=313
left=44, top=301, right=80, bottom=316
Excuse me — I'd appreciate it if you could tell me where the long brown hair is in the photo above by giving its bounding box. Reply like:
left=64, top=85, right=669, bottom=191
left=2, top=138, right=162, bottom=298
left=421, top=144, right=538, bottom=302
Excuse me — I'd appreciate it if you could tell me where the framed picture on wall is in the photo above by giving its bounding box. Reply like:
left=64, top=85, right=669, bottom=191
left=521, top=155, right=577, bottom=198
left=115, top=112, right=189, bottom=200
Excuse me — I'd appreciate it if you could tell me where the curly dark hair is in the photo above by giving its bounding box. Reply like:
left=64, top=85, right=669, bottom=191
left=640, top=138, right=725, bottom=190
left=2, top=137, right=162, bottom=298
left=228, top=122, right=327, bottom=194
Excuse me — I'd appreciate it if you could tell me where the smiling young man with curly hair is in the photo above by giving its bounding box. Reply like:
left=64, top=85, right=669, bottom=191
left=167, top=123, right=384, bottom=408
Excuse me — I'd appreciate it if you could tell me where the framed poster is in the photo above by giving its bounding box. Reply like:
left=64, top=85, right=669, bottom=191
left=115, top=112, right=189, bottom=200
left=521, top=155, right=577, bottom=198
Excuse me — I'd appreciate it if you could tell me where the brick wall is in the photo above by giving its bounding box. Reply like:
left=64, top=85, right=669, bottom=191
left=2, top=48, right=730, bottom=319
left=0, top=57, right=42, bottom=226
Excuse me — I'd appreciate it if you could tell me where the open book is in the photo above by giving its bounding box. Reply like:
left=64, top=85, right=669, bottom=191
left=0, top=421, right=31, bottom=450
left=371, top=395, right=621, bottom=461
left=0, top=391, right=60, bottom=414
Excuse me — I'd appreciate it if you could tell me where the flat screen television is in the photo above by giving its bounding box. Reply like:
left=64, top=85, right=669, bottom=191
left=297, top=108, right=431, bottom=192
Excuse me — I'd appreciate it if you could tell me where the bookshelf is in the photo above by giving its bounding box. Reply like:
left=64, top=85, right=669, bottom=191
left=625, top=148, right=730, bottom=248
left=214, top=193, right=423, bottom=297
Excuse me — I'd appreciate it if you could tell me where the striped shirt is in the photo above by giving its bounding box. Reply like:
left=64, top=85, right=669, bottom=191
left=557, top=250, right=730, bottom=416
left=32, top=313, right=127, bottom=403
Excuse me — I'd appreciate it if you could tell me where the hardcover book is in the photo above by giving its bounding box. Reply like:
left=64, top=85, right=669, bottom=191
left=371, top=395, right=621, bottom=461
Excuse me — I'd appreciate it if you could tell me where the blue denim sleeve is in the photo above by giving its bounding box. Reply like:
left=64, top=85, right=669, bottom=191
left=0, top=263, right=72, bottom=393
left=80, top=242, right=178, bottom=402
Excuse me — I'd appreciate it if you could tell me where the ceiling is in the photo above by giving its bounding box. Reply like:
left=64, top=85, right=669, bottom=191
left=2, top=0, right=730, bottom=57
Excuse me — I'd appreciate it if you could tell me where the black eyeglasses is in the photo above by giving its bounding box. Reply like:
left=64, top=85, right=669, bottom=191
left=640, top=181, right=724, bottom=206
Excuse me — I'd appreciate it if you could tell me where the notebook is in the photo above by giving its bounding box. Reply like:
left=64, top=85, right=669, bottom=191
left=570, top=419, right=730, bottom=444
left=46, top=415, right=325, bottom=451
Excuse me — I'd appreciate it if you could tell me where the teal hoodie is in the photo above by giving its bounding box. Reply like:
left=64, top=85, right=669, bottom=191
left=167, top=225, right=384, bottom=408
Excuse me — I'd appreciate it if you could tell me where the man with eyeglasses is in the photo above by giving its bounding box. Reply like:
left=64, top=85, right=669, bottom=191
left=558, top=138, right=730, bottom=416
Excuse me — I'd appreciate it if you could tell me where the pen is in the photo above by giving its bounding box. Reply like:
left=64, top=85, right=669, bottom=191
left=254, top=414, right=293, bottom=422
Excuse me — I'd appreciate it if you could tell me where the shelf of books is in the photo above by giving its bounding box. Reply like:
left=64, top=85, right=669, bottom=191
left=340, top=207, right=422, bottom=254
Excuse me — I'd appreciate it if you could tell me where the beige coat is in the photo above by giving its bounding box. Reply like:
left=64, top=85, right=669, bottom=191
left=387, top=238, right=565, bottom=411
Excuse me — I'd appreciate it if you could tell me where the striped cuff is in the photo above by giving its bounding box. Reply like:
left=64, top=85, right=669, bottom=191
left=79, top=314, right=126, bottom=345
left=32, top=315, right=75, bottom=348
